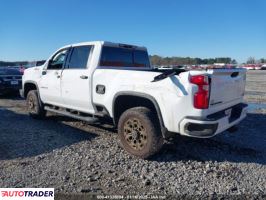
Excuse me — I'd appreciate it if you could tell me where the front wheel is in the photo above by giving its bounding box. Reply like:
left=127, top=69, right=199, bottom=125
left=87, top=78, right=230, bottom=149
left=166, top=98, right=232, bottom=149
left=26, top=90, right=46, bottom=119
left=118, top=107, right=164, bottom=159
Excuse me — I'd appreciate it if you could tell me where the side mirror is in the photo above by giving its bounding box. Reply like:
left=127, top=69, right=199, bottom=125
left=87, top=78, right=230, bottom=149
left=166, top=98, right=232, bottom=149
left=42, top=71, right=47, bottom=75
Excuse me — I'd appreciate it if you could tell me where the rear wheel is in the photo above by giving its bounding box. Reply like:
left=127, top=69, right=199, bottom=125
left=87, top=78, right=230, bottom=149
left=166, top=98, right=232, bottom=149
left=26, top=90, right=46, bottom=119
left=118, top=107, right=164, bottom=159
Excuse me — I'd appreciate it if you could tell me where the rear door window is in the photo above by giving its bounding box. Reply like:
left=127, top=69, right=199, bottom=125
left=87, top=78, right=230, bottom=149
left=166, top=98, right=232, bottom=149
left=67, top=46, right=92, bottom=69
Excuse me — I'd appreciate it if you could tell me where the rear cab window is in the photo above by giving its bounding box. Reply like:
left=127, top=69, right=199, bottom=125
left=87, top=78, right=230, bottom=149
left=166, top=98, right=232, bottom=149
left=100, top=46, right=150, bottom=68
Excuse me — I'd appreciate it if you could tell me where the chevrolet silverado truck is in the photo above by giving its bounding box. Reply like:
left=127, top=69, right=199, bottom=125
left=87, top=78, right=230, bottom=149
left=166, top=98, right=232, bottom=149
left=21, top=41, right=248, bottom=158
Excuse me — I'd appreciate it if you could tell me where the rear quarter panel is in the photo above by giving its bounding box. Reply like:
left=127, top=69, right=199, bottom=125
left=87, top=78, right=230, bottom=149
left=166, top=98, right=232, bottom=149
left=92, top=69, right=204, bottom=132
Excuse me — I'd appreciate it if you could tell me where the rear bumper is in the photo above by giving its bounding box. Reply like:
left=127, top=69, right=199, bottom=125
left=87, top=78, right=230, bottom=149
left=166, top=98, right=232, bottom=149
left=179, top=103, right=248, bottom=138
left=0, top=81, right=22, bottom=93
left=0, top=86, right=21, bottom=93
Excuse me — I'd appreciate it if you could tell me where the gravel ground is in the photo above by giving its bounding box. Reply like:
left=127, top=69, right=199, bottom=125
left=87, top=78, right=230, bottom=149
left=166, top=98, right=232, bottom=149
left=0, top=70, right=265, bottom=199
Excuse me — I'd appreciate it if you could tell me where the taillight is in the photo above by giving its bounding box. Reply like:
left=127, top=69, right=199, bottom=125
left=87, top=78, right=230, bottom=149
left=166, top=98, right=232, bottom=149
left=190, top=75, right=209, bottom=109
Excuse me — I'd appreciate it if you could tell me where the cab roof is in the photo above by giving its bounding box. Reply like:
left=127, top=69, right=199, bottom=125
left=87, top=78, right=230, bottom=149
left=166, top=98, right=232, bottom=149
left=60, top=41, right=147, bottom=51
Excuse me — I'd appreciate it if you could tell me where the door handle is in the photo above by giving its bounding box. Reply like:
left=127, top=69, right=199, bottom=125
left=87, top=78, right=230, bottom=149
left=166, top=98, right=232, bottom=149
left=80, top=75, right=88, bottom=79
left=54, top=71, right=60, bottom=78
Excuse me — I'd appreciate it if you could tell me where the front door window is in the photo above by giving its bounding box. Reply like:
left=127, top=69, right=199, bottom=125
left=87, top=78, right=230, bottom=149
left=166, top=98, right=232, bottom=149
left=48, top=49, right=68, bottom=70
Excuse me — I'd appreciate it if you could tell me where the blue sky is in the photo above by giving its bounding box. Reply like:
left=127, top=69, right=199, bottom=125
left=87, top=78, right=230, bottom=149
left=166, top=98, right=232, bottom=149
left=0, top=0, right=265, bottom=63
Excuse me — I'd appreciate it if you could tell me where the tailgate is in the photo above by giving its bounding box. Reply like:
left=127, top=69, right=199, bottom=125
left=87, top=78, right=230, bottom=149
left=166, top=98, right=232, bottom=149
left=208, top=68, right=246, bottom=107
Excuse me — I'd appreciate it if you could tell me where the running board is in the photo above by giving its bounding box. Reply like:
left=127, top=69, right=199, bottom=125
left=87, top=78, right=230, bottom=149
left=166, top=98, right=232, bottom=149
left=44, top=106, right=99, bottom=123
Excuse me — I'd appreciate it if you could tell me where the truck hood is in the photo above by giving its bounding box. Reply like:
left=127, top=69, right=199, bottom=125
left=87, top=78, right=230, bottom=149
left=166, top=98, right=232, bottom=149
left=24, top=66, right=42, bottom=74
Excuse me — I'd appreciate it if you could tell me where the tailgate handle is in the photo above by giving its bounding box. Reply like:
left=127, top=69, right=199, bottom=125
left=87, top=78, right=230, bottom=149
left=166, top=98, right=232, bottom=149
left=231, top=72, right=239, bottom=78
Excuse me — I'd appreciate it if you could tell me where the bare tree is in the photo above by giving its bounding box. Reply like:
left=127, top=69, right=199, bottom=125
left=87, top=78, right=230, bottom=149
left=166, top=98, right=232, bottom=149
left=247, top=57, right=256, bottom=64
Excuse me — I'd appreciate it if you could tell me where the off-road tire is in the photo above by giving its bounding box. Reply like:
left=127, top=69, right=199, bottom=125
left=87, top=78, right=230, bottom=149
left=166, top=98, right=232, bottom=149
left=26, top=90, right=46, bottom=119
left=118, top=107, right=164, bottom=159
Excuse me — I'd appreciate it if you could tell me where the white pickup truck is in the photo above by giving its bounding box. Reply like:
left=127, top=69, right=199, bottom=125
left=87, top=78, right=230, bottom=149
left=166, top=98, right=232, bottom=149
left=22, top=41, right=248, bottom=158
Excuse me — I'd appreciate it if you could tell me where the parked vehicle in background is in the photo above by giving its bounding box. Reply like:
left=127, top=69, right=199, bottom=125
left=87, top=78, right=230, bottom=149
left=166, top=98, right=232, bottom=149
left=242, top=64, right=254, bottom=70
left=17, top=60, right=46, bottom=75
left=172, top=65, right=187, bottom=70
left=261, top=64, right=266, bottom=70
left=158, top=65, right=172, bottom=70
left=22, top=41, right=248, bottom=158
left=0, top=67, right=23, bottom=94
left=255, top=65, right=262, bottom=70
left=242, top=64, right=262, bottom=70
left=35, top=60, right=46, bottom=67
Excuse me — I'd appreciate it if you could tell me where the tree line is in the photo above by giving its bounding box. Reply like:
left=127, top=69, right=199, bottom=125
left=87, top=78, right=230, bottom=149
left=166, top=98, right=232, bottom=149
left=246, top=57, right=266, bottom=64
left=149, top=55, right=266, bottom=66
left=0, top=61, right=28, bottom=67
left=0, top=60, right=46, bottom=67
left=1, top=56, right=265, bottom=67
left=149, top=55, right=236, bottom=65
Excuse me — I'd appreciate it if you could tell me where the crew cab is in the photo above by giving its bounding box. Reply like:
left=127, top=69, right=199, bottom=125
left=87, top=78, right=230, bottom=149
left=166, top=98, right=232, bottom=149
left=0, top=67, right=22, bottom=94
left=21, top=41, right=248, bottom=158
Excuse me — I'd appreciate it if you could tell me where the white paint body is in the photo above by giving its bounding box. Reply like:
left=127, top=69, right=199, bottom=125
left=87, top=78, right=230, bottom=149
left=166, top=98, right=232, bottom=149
left=22, top=41, right=247, bottom=137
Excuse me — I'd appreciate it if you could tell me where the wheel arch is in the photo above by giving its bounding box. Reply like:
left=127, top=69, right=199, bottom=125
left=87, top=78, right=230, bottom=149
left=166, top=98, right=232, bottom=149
left=23, top=81, right=43, bottom=106
left=112, top=91, right=167, bottom=137
left=23, top=81, right=39, bottom=97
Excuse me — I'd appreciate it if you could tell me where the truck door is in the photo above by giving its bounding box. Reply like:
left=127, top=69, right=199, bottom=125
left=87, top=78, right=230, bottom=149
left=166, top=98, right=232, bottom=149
left=60, top=45, right=95, bottom=114
left=39, top=48, right=69, bottom=105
